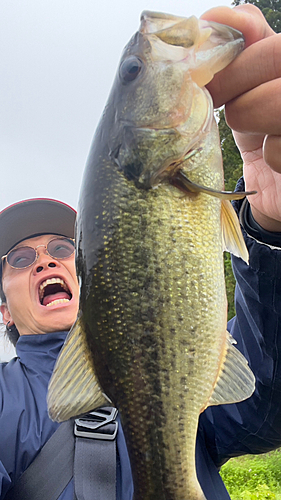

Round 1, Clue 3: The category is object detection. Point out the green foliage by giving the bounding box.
[218,109,242,319]
[232,0,281,32]
[218,110,243,192]
[220,451,281,499]
[239,485,277,499]
[224,252,236,320]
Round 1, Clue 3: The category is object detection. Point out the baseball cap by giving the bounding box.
[0,198,76,265]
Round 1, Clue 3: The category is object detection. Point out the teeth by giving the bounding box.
[46,298,70,307]
[39,278,69,301]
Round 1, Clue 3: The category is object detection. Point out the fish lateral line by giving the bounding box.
[169,170,256,200]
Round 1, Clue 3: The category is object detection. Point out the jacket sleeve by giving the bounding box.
[200,187,281,468]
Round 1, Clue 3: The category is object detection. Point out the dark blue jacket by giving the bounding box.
[1,195,281,499]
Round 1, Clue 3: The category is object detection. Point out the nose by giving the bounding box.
[33,245,58,274]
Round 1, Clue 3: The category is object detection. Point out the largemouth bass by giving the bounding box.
[48,11,255,500]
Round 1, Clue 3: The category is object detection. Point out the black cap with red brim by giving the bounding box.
[0,198,76,264]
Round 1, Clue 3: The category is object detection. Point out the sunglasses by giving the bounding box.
[1,237,75,270]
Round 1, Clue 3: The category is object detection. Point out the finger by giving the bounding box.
[225,78,281,135]
[263,135,281,173]
[207,33,281,108]
[232,131,264,155]
[200,5,274,47]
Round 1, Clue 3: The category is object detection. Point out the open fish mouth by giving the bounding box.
[140,10,244,87]
[140,10,244,49]
[38,277,72,307]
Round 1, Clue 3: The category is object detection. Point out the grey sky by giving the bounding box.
[0,0,232,361]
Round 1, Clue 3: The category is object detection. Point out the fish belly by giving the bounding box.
[80,166,226,500]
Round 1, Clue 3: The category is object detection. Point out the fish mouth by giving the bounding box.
[140,11,244,88]
[111,11,244,190]
[140,10,244,47]
[140,11,211,49]
[38,276,73,307]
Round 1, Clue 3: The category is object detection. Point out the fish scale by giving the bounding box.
[48,11,255,500]
[77,162,226,499]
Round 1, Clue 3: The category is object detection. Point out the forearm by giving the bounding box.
[200,183,281,465]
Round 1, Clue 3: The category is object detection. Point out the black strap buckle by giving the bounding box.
[74,407,118,441]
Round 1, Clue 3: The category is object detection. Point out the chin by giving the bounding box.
[44,303,78,329]
[45,314,77,333]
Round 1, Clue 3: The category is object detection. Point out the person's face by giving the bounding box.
[0,234,79,336]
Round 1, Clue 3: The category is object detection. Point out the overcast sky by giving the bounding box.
[0,0,233,361]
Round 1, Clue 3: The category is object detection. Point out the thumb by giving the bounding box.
[200,4,275,48]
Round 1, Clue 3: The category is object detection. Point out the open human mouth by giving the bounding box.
[39,277,72,307]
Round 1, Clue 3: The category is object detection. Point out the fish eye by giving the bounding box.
[119,56,143,83]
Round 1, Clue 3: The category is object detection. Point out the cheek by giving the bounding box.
[2,273,29,309]
[4,288,27,327]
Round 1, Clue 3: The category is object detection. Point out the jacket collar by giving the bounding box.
[16,331,68,376]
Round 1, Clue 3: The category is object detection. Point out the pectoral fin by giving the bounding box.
[221,199,249,264]
[203,332,255,410]
[170,171,250,263]
[47,317,109,422]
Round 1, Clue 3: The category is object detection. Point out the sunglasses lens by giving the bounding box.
[47,238,75,259]
[7,247,37,269]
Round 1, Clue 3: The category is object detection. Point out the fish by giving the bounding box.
[48,11,255,500]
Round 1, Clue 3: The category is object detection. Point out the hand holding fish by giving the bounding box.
[202,5,281,232]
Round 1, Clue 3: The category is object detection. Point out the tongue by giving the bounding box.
[43,292,70,306]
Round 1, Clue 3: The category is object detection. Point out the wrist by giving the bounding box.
[251,206,281,233]
[241,200,281,247]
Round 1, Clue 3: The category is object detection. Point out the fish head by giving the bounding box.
[108,11,244,188]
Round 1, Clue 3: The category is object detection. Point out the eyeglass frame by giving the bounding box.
[1,237,75,271]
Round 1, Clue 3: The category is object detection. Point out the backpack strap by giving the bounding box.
[5,407,118,500]
[5,419,75,500]
[74,407,118,500]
